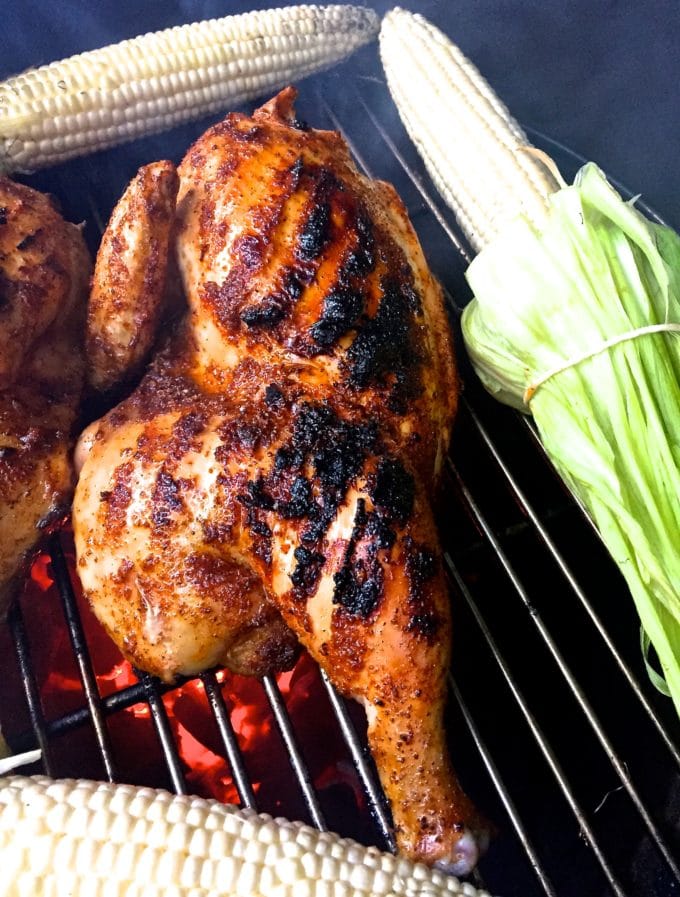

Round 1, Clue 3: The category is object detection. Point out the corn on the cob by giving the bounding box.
[379,8,559,253]
[0,775,493,897]
[0,4,378,174]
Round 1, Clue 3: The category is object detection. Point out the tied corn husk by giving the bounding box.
[462,162,680,713]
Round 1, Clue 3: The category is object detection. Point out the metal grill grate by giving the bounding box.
[2,70,679,897]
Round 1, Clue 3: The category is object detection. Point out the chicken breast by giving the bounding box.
[74,88,486,873]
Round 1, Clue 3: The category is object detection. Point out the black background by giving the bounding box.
[3,0,679,227]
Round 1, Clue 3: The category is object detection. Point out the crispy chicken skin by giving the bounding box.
[74,89,486,873]
[0,177,90,613]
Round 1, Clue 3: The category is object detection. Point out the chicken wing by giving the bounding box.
[0,177,90,613]
[86,161,179,394]
[73,88,486,873]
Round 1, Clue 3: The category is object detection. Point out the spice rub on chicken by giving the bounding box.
[73,88,487,874]
[0,178,90,615]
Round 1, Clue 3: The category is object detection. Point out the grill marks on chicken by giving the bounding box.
[74,88,486,874]
[0,178,90,613]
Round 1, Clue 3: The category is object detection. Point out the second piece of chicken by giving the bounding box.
[73,88,486,874]
[0,178,90,616]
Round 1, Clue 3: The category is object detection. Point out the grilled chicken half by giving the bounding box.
[73,89,486,873]
[0,177,89,614]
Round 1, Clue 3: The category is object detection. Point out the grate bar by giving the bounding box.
[34,680,167,742]
[7,600,54,777]
[447,671,557,897]
[200,671,258,810]
[49,535,118,781]
[319,671,395,851]
[449,464,680,882]
[353,90,472,268]
[138,672,188,795]
[319,100,373,183]
[463,401,680,766]
[262,675,327,830]
[87,193,106,235]
[444,553,626,897]
[520,416,611,547]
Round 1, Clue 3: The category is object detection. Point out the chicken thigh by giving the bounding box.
[73,89,486,873]
[0,177,89,614]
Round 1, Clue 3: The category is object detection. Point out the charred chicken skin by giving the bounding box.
[0,177,89,614]
[73,89,487,873]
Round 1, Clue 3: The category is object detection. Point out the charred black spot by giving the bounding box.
[293,545,324,567]
[274,445,304,470]
[297,200,331,262]
[310,286,364,348]
[313,426,375,491]
[404,538,441,639]
[352,497,369,531]
[295,167,339,264]
[276,475,315,519]
[237,477,274,511]
[0,272,11,309]
[292,403,335,446]
[365,512,396,550]
[347,278,421,406]
[290,545,325,591]
[250,271,304,328]
[307,212,374,350]
[289,156,304,184]
[331,499,384,618]
[243,403,379,571]
[345,210,375,277]
[408,545,437,584]
[401,279,421,313]
[16,230,39,251]
[291,405,376,495]
[333,565,381,618]
[371,458,415,524]
[245,506,273,565]
[248,511,272,539]
[408,612,440,637]
[240,301,286,329]
[216,416,267,457]
[273,270,306,306]
[300,519,326,544]
[290,118,309,132]
[264,383,284,407]
[0,207,7,226]
[151,469,183,527]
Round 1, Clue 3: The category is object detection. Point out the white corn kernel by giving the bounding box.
[380,7,559,253]
[0,776,495,897]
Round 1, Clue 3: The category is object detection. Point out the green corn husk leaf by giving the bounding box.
[462,162,680,715]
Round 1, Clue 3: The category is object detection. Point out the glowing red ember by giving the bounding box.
[0,531,372,840]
